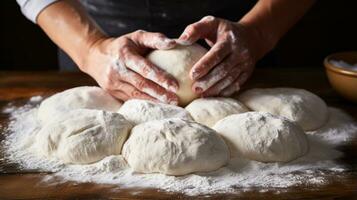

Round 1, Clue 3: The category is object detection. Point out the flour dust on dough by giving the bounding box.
[38,86,121,123]
[147,44,207,105]
[237,88,328,131]
[213,112,309,162]
[118,99,192,124]
[123,118,229,175]
[185,97,249,127]
[35,109,132,164]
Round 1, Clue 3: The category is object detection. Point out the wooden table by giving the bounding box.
[0,68,357,199]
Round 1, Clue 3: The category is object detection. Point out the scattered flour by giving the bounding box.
[329,59,357,71]
[1,99,357,196]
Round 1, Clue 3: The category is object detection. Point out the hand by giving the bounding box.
[80,30,180,105]
[178,16,265,97]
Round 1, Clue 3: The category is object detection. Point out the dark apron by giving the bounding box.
[59,0,258,71]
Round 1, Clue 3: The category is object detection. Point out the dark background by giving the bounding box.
[1,1,356,71]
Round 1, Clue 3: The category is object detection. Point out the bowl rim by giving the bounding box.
[324,51,357,77]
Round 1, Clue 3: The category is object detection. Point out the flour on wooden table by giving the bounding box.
[1,99,357,196]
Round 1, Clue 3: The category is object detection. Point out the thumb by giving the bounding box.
[177,16,218,45]
[131,30,177,50]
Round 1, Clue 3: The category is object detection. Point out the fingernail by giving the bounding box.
[194,86,203,93]
[191,71,200,80]
[179,33,188,40]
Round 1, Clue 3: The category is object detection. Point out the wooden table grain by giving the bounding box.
[0,68,357,200]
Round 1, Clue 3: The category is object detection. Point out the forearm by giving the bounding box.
[37,0,106,69]
[240,0,315,57]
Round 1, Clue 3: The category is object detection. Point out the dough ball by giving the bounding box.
[38,86,121,123]
[147,44,207,105]
[123,118,229,175]
[185,97,249,127]
[213,112,309,162]
[237,88,328,131]
[35,109,132,164]
[118,99,192,124]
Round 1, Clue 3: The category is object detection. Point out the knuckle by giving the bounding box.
[131,29,146,40]
[136,79,150,90]
[153,32,166,39]
[187,24,198,33]
[141,64,152,75]
[201,15,215,22]
[134,29,146,35]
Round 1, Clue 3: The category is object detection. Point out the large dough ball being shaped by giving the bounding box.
[185,97,249,127]
[123,118,229,175]
[147,44,207,105]
[38,86,121,123]
[35,109,132,164]
[237,88,328,131]
[118,99,192,124]
[213,112,309,163]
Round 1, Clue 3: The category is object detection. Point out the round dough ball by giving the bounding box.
[123,118,229,175]
[213,112,309,162]
[237,88,328,131]
[185,97,249,127]
[147,44,207,105]
[35,109,132,164]
[38,86,121,123]
[118,99,192,124]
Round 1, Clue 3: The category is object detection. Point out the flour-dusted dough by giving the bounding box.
[35,109,132,164]
[147,44,207,105]
[213,112,309,162]
[123,118,229,175]
[185,97,249,127]
[38,86,121,123]
[118,99,192,124]
[237,88,328,131]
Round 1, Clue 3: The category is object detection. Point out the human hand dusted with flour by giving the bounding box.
[178,0,316,97]
[36,0,179,105]
[178,16,267,97]
[82,31,179,105]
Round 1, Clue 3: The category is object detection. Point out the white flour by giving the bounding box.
[1,98,357,196]
[329,59,357,71]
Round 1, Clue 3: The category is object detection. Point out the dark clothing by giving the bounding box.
[59,0,259,71]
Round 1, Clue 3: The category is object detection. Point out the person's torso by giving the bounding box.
[79,0,256,37]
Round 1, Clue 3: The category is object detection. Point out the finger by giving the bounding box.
[220,71,251,96]
[237,71,251,86]
[178,16,218,45]
[113,60,179,105]
[192,52,241,93]
[121,47,179,93]
[107,89,130,101]
[201,65,242,97]
[219,78,241,97]
[109,82,158,102]
[205,38,215,47]
[131,30,176,50]
[190,40,231,80]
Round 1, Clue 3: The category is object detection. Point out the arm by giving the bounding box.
[179,0,315,96]
[239,0,316,59]
[20,0,179,104]
[37,0,104,69]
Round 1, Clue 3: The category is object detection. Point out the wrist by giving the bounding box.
[76,33,108,72]
[237,20,278,60]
